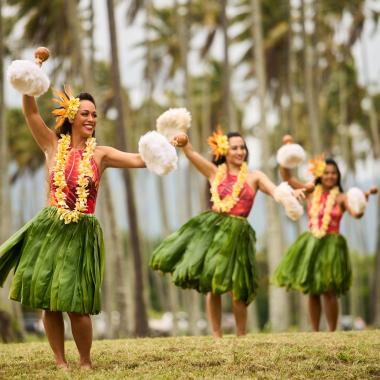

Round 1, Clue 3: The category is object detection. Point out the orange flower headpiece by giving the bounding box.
[52,85,80,130]
[309,154,326,178]
[207,128,229,160]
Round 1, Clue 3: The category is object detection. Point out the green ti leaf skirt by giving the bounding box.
[0,207,104,314]
[150,210,258,304]
[272,231,352,296]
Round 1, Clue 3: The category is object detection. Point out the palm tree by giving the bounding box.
[0,1,8,242]
[106,0,149,337]
[251,0,290,332]
[0,1,25,342]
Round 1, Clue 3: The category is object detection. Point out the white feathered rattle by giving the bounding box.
[138,108,191,176]
[273,182,304,221]
[7,47,50,97]
[346,186,378,215]
[276,135,306,169]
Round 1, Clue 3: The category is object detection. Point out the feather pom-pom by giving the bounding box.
[138,131,178,176]
[7,60,50,97]
[347,187,367,215]
[276,143,306,169]
[156,108,191,140]
[273,182,304,221]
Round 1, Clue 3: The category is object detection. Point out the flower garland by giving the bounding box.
[309,184,339,238]
[211,162,247,213]
[53,134,97,224]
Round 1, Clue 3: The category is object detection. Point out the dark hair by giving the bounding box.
[55,92,96,137]
[212,132,249,166]
[315,158,344,192]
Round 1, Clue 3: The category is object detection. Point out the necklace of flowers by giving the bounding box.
[309,184,339,238]
[53,134,97,224]
[210,162,248,213]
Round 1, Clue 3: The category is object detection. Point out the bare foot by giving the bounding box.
[80,361,92,371]
[56,362,69,371]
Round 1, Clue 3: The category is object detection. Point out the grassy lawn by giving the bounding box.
[0,331,379,379]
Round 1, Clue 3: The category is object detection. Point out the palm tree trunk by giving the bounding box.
[0,0,8,242]
[301,0,321,154]
[175,0,202,335]
[359,35,380,326]
[0,2,25,341]
[251,0,290,332]
[221,0,231,129]
[106,0,149,336]
[103,175,129,337]
[66,0,90,85]
[287,0,299,138]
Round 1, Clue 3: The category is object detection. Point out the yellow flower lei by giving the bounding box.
[309,184,339,238]
[211,162,247,213]
[53,134,97,224]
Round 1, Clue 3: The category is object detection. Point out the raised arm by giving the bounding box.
[23,95,57,153]
[182,142,217,179]
[98,145,146,171]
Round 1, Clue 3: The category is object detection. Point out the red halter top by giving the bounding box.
[49,147,100,214]
[214,173,256,217]
[307,190,343,234]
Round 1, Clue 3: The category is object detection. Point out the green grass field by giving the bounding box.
[1,331,379,379]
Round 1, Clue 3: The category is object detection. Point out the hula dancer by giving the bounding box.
[0,48,179,369]
[273,136,377,332]
[150,130,305,337]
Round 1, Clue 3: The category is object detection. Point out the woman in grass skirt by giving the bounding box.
[151,130,305,337]
[0,87,148,369]
[273,143,377,331]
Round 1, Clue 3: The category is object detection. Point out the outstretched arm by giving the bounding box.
[182,142,217,180]
[344,186,378,218]
[22,95,57,153]
[256,170,306,201]
[99,146,146,171]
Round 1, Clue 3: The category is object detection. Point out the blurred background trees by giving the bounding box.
[0,0,379,340]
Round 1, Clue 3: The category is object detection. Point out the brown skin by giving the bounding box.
[176,135,305,337]
[279,138,377,331]
[22,95,146,369]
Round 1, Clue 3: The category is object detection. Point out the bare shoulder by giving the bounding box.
[248,169,265,181]
[337,192,347,205]
[95,145,109,156]
[94,145,110,171]
[246,169,262,189]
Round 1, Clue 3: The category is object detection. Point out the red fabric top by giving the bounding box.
[214,173,256,217]
[307,190,343,234]
[49,148,100,214]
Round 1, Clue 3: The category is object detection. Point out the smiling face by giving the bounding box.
[225,136,247,167]
[320,163,339,189]
[71,100,97,138]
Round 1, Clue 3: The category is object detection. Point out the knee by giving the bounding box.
[43,310,62,319]
[67,312,90,322]
[207,292,220,302]
[324,291,337,300]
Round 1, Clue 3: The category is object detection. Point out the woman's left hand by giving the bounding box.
[170,133,188,147]
[293,188,306,202]
[365,186,378,200]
